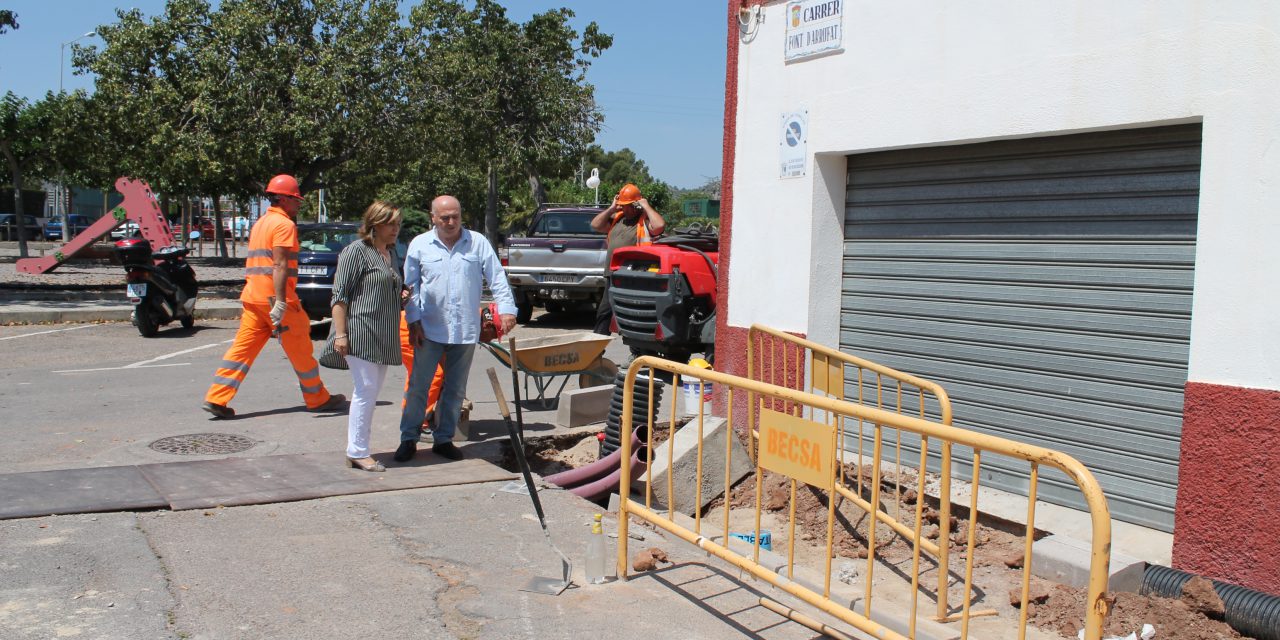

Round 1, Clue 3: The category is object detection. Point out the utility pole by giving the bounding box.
[57,31,95,237]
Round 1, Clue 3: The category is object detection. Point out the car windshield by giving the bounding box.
[531,212,596,236]
[298,227,357,253]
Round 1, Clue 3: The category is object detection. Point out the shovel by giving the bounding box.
[486,367,572,596]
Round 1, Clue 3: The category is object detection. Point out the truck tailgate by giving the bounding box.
[506,237,606,272]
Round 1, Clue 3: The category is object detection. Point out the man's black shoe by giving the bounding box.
[394,440,417,462]
[431,442,464,461]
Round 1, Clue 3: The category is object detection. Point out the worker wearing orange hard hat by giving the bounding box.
[202,174,345,418]
[589,183,666,335]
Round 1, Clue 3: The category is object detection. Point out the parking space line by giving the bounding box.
[0,324,97,341]
[56,363,192,373]
[54,340,233,374]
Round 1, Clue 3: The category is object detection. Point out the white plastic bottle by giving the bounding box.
[586,513,607,584]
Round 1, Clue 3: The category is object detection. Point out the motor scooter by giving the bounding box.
[113,238,199,337]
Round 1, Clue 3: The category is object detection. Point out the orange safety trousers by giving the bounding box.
[205,302,332,409]
[399,314,443,415]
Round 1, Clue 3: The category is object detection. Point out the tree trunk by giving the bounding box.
[1,142,30,257]
[159,193,171,242]
[212,194,228,258]
[186,198,193,246]
[12,174,28,259]
[61,182,72,248]
[194,198,203,256]
[485,163,500,246]
[526,164,547,207]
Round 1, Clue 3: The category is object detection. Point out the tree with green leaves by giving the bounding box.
[54,0,611,248]
[406,0,611,244]
[539,145,674,225]
[36,89,102,249]
[0,92,61,258]
[0,10,17,35]
[81,0,418,254]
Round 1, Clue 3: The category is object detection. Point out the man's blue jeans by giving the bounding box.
[399,339,475,444]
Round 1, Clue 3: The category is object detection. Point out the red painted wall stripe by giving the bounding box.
[1172,381,1280,596]
[716,1,805,427]
[714,1,744,404]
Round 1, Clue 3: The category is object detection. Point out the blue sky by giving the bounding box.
[0,1,727,189]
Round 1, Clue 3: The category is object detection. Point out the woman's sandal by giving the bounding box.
[347,457,386,472]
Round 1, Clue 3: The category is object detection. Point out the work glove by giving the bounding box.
[269,300,288,328]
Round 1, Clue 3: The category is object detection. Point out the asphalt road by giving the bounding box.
[0,309,609,473]
[0,310,833,640]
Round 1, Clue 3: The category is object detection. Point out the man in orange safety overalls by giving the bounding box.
[400,312,445,438]
[202,174,346,418]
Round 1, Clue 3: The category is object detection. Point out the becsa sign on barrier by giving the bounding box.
[758,407,834,489]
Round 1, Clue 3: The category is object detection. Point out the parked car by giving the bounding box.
[295,222,408,321]
[183,217,217,239]
[110,221,141,239]
[187,216,249,240]
[43,214,94,240]
[0,213,42,240]
[502,204,608,322]
[228,216,250,240]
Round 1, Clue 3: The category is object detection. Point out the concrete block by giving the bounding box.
[1032,534,1147,593]
[644,416,753,517]
[555,384,612,428]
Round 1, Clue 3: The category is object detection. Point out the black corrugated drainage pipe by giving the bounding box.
[1141,564,1280,640]
[601,371,664,456]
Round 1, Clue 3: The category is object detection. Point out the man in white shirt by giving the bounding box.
[397,195,517,461]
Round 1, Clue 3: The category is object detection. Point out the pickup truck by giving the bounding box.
[503,204,607,323]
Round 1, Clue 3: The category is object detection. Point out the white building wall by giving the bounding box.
[729,1,1280,390]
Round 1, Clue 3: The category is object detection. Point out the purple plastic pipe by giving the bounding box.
[569,446,649,503]
[543,425,648,489]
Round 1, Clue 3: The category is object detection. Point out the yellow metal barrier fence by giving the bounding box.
[616,355,1112,640]
[749,323,959,619]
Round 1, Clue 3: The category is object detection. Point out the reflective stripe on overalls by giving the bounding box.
[205,208,330,409]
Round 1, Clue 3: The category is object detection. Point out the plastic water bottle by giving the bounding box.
[586,513,608,584]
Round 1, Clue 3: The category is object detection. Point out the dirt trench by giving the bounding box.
[502,425,1253,640]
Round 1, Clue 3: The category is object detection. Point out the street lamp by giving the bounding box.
[586,168,601,205]
[59,31,95,93]
[56,31,95,227]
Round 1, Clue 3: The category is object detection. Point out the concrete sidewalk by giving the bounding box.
[2,477,844,640]
[0,294,244,324]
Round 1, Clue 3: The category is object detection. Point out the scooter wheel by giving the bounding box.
[181,315,195,329]
[135,305,159,337]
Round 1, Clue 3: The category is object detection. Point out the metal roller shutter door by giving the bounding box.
[841,124,1200,531]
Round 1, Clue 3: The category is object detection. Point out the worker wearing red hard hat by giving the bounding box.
[202,174,345,418]
[589,183,666,335]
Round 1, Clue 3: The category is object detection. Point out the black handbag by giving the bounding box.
[318,326,348,370]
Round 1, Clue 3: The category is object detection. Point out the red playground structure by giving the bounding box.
[17,178,176,275]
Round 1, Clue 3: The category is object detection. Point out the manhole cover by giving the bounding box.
[149,433,255,455]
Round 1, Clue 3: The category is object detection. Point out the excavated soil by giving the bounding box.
[1029,581,1244,639]
[713,463,1253,640]
[502,432,600,477]
[534,423,1254,640]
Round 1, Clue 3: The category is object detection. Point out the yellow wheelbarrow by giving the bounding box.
[480,332,618,408]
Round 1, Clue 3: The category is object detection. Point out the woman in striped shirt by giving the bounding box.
[332,201,404,472]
